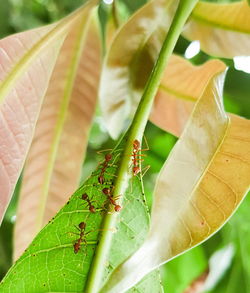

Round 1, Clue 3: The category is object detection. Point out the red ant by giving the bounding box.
[73,222,87,254]
[72,221,116,253]
[81,193,96,213]
[98,153,113,184]
[102,187,122,212]
[131,138,149,176]
[132,139,141,176]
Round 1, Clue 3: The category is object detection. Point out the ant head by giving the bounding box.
[114,205,122,212]
[79,222,86,230]
[89,206,96,213]
[133,166,140,175]
[105,153,112,161]
[102,188,110,195]
[82,193,88,200]
[133,139,140,149]
[98,175,105,184]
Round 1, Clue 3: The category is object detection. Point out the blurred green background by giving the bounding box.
[0,0,249,292]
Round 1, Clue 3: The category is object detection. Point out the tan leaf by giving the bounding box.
[183,0,250,58]
[150,55,226,136]
[100,0,250,141]
[100,71,250,293]
[13,9,101,259]
[99,0,178,139]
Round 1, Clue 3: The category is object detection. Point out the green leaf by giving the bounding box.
[183,0,250,58]
[216,194,250,293]
[0,0,11,38]
[0,139,162,292]
[162,246,207,293]
[100,71,250,292]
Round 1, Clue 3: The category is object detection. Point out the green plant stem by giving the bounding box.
[112,1,120,28]
[85,0,198,292]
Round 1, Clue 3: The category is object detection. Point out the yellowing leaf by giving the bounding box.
[99,0,178,139]
[100,0,250,141]
[100,71,250,293]
[0,0,97,224]
[151,55,226,136]
[183,0,250,58]
[13,10,101,260]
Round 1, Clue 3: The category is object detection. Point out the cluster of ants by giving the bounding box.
[72,139,147,254]
[82,152,122,214]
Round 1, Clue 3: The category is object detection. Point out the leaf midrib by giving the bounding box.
[36,15,92,231]
[159,83,197,102]
[0,2,95,105]
[169,115,231,254]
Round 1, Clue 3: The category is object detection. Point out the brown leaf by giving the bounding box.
[150,55,226,136]
[183,0,250,58]
[99,0,178,139]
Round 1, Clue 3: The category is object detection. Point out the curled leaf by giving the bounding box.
[183,0,250,58]
[150,55,226,136]
[99,0,178,139]
[100,71,250,292]
[100,0,250,141]
[13,9,101,260]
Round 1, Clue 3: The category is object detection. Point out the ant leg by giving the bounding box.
[132,158,144,163]
[109,152,121,166]
[74,225,81,232]
[89,196,98,205]
[96,148,113,155]
[111,195,121,201]
[132,154,147,157]
[104,172,118,178]
[118,197,131,212]
[141,135,150,151]
[78,183,100,194]
[66,231,79,238]
[141,165,150,177]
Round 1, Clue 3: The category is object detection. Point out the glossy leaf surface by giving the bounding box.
[0,141,162,292]
[100,72,250,293]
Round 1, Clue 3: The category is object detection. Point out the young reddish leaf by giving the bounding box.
[0,0,97,225]
[0,28,64,223]
[100,71,250,293]
[13,11,101,260]
[183,0,250,58]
